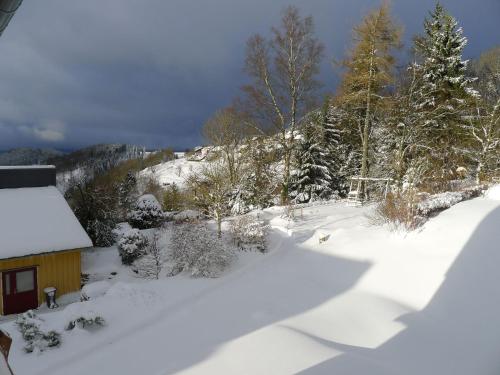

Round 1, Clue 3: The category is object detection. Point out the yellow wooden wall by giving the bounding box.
[0,249,81,315]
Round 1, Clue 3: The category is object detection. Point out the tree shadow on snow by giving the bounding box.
[39,224,373,375]
[153,232,371,374]
[301,206,500,375]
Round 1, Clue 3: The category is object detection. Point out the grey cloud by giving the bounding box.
[0,0,497,150]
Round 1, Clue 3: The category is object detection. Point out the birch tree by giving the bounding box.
[243,6,324,203]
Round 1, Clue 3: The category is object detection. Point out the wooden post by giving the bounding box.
[0,330,11,359]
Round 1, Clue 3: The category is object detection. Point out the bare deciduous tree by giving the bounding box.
[187,160,232,237]
[242,6,324,203]
[465,47,500,182]
[202,107,249,188]
[132,229,166,279]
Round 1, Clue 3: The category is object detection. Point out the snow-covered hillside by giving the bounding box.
[140,156,206,188]
[2,190,500,375]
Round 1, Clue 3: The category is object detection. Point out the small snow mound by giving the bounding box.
[81,280,111,301]
[105,282,162,307]
[486,185,500,201]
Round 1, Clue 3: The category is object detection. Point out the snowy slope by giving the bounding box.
[139,157,205,188]
[2,192,500,375]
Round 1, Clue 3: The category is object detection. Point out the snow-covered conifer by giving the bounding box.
[414,3,477,181]
[128,194,164,229]
[290,121,333,203]
[118,172,138,218]
[117,229,149,265]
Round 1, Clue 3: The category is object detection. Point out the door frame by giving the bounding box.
[1,266,38,315]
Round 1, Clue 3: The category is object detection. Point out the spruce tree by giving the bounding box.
[414,3,477,183]
[118,171,138,217]
[319,97,344,195]
[290,122,333,203]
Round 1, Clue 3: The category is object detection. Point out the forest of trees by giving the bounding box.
[68,2,499,244]
[200,2,498,207]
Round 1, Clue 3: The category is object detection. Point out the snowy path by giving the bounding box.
[6,196,500,375]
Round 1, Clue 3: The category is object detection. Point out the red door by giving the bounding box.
[2,267,38,315]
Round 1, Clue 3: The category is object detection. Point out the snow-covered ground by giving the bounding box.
[2,189,500,375]
[140,157,205,188]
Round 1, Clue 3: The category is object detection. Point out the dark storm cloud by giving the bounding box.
[0,0,497,150]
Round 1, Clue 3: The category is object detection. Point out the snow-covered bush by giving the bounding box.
[229,215,270,252]
[132,230,166,279]
[81,280,111,301]
[374,186,485,231]
[117,229,149,265]
[128,194,164,229]
[415,186,484,218]
[66,312,105,331]
[16,310,61,353]
[169,224,234,278]
[86,218,117,248]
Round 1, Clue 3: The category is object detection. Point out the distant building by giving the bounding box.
[0,166,92,315]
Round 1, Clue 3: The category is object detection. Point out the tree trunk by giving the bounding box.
[281,147,291,205]
[216,213,222,238]
[359,50,374,201]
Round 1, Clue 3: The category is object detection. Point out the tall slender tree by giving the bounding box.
[413,3,477,183]
[318,97,343,194]
[336,2,401,199]
[243,6,324,203]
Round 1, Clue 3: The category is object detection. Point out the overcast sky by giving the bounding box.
[0,0,498,151]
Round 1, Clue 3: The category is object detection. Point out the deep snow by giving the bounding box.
[2,189,500,375]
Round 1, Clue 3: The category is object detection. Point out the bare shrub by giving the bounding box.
[168,223,234,278]
[371,192,420,231]
[132,229,166,279]
[229,215,270,252]
[373,185,486,231]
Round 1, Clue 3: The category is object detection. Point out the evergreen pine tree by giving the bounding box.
[414,2,477,183]
[290,122,333,203]
[319,97,343,195]
[118,172,138,218]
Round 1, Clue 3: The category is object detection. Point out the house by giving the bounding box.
[0,166,92,315]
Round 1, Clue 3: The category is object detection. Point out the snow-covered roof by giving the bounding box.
[0,165,55,170]
[0,186,92,259]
